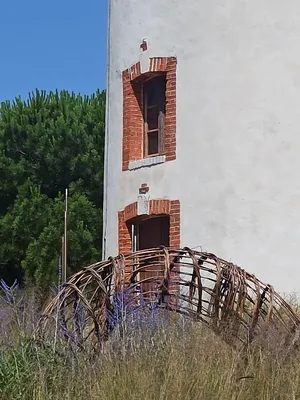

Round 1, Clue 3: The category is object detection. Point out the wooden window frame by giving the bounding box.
[118,199,180,257]
[131,215,170,251]
[143,74,166,158]
[122,57,177,171]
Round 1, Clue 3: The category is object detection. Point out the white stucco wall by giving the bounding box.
[103,0,300,295]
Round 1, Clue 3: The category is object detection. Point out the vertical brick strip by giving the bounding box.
[122,70,143,171]
[118,210,132,255]
[169,200,180,248]
[169,199,181,298]
[165,58,177,162]
[122,57,177,170]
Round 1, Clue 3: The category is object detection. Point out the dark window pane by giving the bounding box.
[143,75,166,156]
[146,106,159,130]
[146,84,156,106]
[144,75,166,109]
[138,216,170,250]
[148,131,158,155]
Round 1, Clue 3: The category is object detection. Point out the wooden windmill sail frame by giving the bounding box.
[38,247,300,352]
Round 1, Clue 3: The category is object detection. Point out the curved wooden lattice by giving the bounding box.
[38,247,300,351]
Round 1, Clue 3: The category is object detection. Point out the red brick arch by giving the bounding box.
[118,199,180,254]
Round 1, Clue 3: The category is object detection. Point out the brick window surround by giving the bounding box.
[118,199,180,256]
[122,57,177,171]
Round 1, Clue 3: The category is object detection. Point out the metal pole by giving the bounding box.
[61,235,65,284]
[58,250,62,288]
[63,188,68,283]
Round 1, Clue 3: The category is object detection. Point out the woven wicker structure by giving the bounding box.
[38,247,300,351]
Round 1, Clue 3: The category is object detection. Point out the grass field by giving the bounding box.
[1,282,300,400]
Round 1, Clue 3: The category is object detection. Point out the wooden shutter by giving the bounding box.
[157,76,166,154]
[158,110,165,154]
[143,75,166,156]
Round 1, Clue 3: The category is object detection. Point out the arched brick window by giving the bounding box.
[118,199,180,255]
[122,57,177,171]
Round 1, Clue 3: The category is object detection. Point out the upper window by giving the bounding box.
[122,57,176,171]
[143,75,166,157]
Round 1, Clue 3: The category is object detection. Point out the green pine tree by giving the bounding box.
[0,89,105,287]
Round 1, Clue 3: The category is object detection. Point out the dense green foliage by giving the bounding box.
[0,89,105,288]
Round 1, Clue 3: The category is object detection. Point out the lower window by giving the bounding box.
[130,216,170,296]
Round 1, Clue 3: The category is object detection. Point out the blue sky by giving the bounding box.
[0,0,107,103]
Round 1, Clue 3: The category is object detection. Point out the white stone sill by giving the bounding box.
[128,155,166,170]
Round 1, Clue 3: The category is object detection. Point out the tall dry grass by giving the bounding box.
[1,281,300,400]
